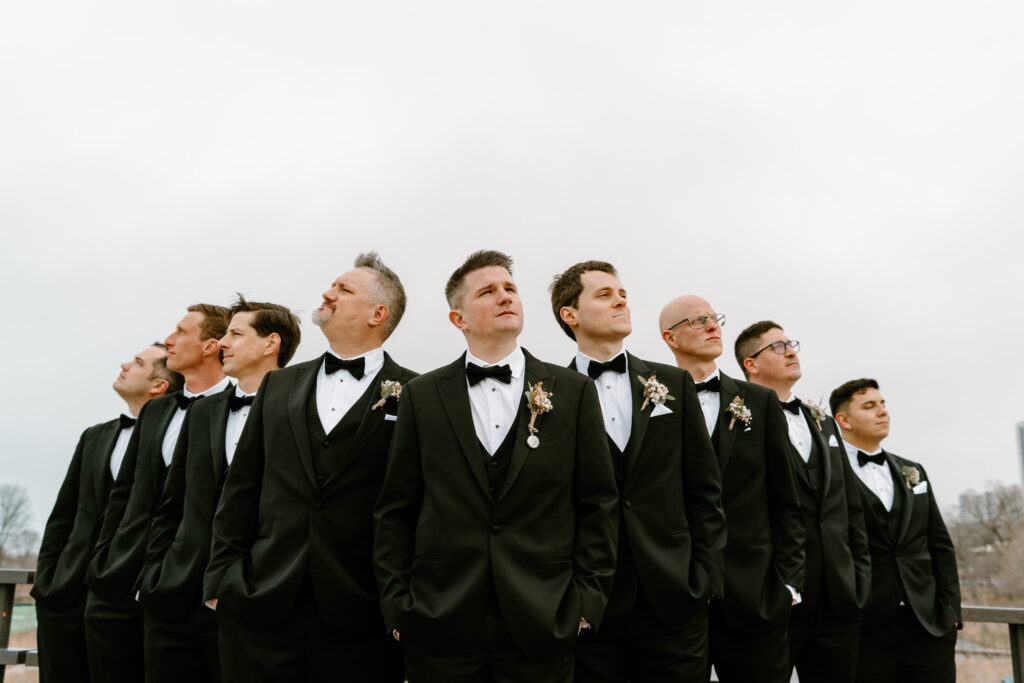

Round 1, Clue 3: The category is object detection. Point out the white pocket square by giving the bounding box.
[828,434,839,447]
[913,481,928,495]
[384,413,398,422]
[651,403,673,417]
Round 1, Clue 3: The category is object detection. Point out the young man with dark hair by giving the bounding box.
[550,261,725,683]
[829,379,961,683]
[86,304,231,683]
[205,254,414,683]
[658,295,803,683]
[33,343,179,683]
[138,297,301,683]
[736,321,870,683]
[375,250,619,683]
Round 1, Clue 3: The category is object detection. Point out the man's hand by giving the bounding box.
[392,629,401,642]
[205,598,218,611]
[577,617,591,636]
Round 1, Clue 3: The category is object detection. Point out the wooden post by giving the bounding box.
[1011,622,1023,683]
[0,579,12,681]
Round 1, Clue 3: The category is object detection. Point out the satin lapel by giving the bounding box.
[623,353,652,477]
[804,405,832,500]
[715,373,742,474]
[288,358,320,487]
[497,350,551,503]
[94,420,121,502]
[888,453,915,543]
[438,354,492,500]
[208,390,231,483]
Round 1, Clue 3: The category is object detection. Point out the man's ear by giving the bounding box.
[742,357,758,377]
[558,306,578,331]
[149,378,169,397]
[367,304,389,329]
[263,333,281,358]
[202,336,220,357]
[448,309,467,332]
[834,411,851,430]
[661,329,677,350]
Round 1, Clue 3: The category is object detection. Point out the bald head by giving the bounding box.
[659,294,724,377]
[659,295,712,332]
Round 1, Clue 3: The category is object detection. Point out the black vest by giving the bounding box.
[306,378,376,482]
[478,413,520,501]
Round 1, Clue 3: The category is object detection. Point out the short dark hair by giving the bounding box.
[734,320,783,378]
[354,252,407,339]
[187,303,231,342]
[829,378,880,417]
[548,261,618,340]
[148,342,184,394]
[445,250,514,309]
[229,295,302,367]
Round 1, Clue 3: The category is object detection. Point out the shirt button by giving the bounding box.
[331,407,336,412]
[606,385,611,389]
[491,525,501,535]
[495,425,500,429]
[611,417,616,422]
[491,387,496,392]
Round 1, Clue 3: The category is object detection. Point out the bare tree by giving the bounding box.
[0,483,33,564]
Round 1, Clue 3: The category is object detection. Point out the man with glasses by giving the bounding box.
[736,321,871,683]
[658,296,803,683]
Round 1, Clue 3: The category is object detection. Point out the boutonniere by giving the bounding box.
[524,381,553,449]
[637,375,675,411]
[802,398,827,431]
[726,396,752,431]
[371,380,403,410]
[901,465,920,489]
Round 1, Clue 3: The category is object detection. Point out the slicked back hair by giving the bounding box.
[354,252,407,340]
[229,294,303,367]
[734,320,783,378]
[187,303,231,342]
[829,378,880,417]
[548,261,618,340]
[148,342,184,394]
[445,250,514,309]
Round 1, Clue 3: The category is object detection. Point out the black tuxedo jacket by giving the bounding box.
[855,451,960,637]
[87,393,184,602]
[569,353,726,613]
[713,372,804,631]
[204,352,416,629]
[32,418,120,610]
[374,350,619,659]
[137,386,234,619]
[788,409,871,618]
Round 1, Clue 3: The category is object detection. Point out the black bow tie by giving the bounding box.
[466,363,512,386]
[782,399,802,415]
[694,376,720,393]
[857,451,886,468]
[586,354,626,379]
[324,354,365,380]
[229,394,255,412]
[119,414,137,430]
[175,393,199,410]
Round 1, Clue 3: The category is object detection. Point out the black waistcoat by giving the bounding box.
[796,430,825,497]
[478,413,520,501]
[306,378,376,480]
[608,435,630,481]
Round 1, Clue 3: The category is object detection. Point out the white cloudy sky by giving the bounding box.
[2,1,1023,533]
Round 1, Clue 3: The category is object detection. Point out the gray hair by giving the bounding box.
[354,251,407,339]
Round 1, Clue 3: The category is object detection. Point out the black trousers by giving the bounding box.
[855,605,956,683]
[83,589,144,683]
[144,602,220,683]
[217,581,404,683]
[575,586,708,683]
[708,602,789,683]
[787,598,861,683]
[36,598,91,683]
[403,593,573,683]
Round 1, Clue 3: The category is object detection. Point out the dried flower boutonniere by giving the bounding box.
[727,396,752,431]
[901,465,920,489]
[637,375,675,411]
[371,380,403,411]
[802,398,827,431]
[524,381,553,449]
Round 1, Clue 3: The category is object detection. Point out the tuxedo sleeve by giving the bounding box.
[373,381,424,633]
[834,419,871,610]
[204,379,267,602]
[571,378,619,630]
[678,374,726,597]
[764,392,805,591]
[35,429,87,589]
[140,409,191,591]
[921,464,961,623]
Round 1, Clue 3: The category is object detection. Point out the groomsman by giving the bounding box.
[375,250,618,683]
[658,296,804,683]
[205,254,414,683]
[549,261,725,683]
[86,304,231,683]
[829,379,961,683]
[736,321,871,683]
[33,343,181,683]
[139,297,301,683]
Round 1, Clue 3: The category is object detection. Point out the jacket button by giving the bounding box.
[313,503,323,512]
[490,460,500,468]
[623,499,632,509]
[491,525,501,535]
[322,439,330,448]
[317,474,326,484]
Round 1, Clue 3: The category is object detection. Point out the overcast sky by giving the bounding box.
[2,1,1023,533]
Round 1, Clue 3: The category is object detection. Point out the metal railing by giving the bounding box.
[962,604,1024,682]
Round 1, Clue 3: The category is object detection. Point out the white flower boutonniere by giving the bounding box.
[727,396,752,431]
[524,381,553,449]
[901,465,920,489]
[802,398,827,431]
[637,374,675,411]
[371,380,403,411]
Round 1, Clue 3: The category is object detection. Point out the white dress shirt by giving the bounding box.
[161,376,233,466]
[466,347,526,456]
[781,393,813,463]
[109,419,135,479]
[316,347,385,434]
[845,440,894,512]
[696,367,722,437]
[575,350,631,452]
[224,386,258,465]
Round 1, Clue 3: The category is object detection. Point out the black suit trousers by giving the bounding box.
[708,601,789,683]
[144,603,219,683]
[36,598,90,683]
[788,600,861,683]
[83,589,143,683]
[855,605,956,683]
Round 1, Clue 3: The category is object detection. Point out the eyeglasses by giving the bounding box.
[666,313,726,331]
[749,340,800,358]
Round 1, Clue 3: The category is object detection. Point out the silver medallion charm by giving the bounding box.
[527,434,540,449]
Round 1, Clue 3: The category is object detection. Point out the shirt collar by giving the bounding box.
[234,384,258,398]
[466,346,525,380]
[575,349,627,378]
[697,366,720,387]
[844,440,883,460]
[325,346,385,378]
[184,375,232,398]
